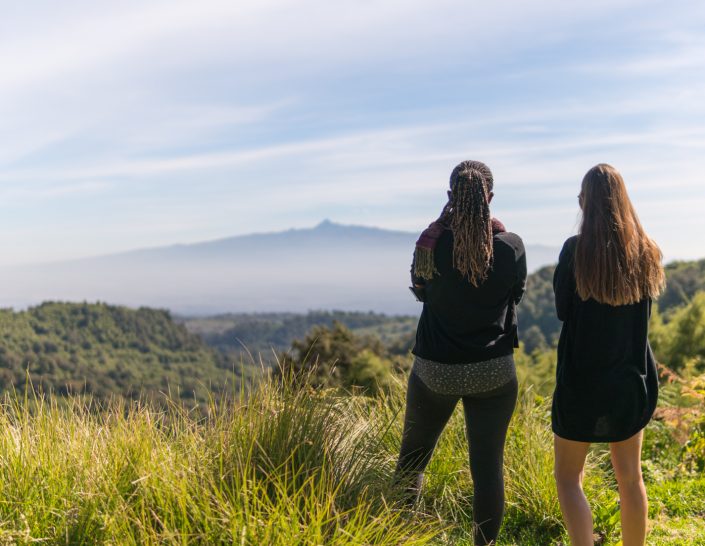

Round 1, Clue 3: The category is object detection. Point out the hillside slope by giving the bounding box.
[0,302,234,401]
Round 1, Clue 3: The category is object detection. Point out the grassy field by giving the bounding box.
[0,375,702,545]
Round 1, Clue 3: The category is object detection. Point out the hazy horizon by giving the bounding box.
[7,218,567,268]
[2,218,699,270]
[0,220,563,315]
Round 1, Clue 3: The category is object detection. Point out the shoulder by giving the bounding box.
[556,236,578,278]
[494,231,525,255]
[562,235,578,248]
[559,236,578,259]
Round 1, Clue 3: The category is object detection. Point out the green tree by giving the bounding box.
[651,293,705,373]
[514,343,557,395]
[349,350,394,393]
[660,258,705,311]
[276,321,397,392]
[518,265,561,350]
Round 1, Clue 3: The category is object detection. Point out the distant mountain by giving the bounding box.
[0,220,560,315]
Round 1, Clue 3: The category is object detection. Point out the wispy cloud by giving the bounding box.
[0,0,704,266]
[0,182,112,201]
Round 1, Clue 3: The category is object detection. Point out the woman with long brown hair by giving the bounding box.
[395,160,526,546]
[552,164,665,546]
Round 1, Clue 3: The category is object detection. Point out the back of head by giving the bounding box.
[450,160,494,192]
[446,163,493,287]
[575,163,665,305]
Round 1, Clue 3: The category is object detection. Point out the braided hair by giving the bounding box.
[413,161,495,285]
[437,161,494,224]
[444,164,494,286]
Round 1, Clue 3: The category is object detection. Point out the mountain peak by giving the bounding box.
[315,219,338,229]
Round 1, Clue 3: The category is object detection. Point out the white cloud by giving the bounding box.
[1,0,705,266]
[576,32,705,76]
[0,0,661,102]
[0,182,111,200]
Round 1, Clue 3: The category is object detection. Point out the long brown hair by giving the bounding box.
[575,164,665,305]
[441,162,493,286]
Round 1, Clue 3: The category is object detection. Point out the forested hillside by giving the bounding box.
[518,265,560,351]
[0,302,235,401]
[661,258,705,309]
[179,311,417,359]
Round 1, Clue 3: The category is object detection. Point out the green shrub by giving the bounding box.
[683,419,705,473]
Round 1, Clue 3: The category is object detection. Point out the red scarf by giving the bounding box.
[413,218,506,280]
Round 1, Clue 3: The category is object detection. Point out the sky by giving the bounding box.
[0,0,704,266]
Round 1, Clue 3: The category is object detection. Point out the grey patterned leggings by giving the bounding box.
[394,371,518,546]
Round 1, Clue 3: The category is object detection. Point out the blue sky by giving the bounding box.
[0,0,704,266]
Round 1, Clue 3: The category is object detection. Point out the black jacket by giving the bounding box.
[411,228,527,363]
[551,236,659,442]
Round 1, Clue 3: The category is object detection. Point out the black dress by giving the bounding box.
[551,236,659,443]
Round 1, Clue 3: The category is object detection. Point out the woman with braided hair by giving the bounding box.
[395,160,526,546]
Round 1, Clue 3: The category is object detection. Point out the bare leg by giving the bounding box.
[610,431,647,546]
[554,435,593,546]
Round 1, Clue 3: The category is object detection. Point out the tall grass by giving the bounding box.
[0,375,700,544]
[0,379,438,545]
